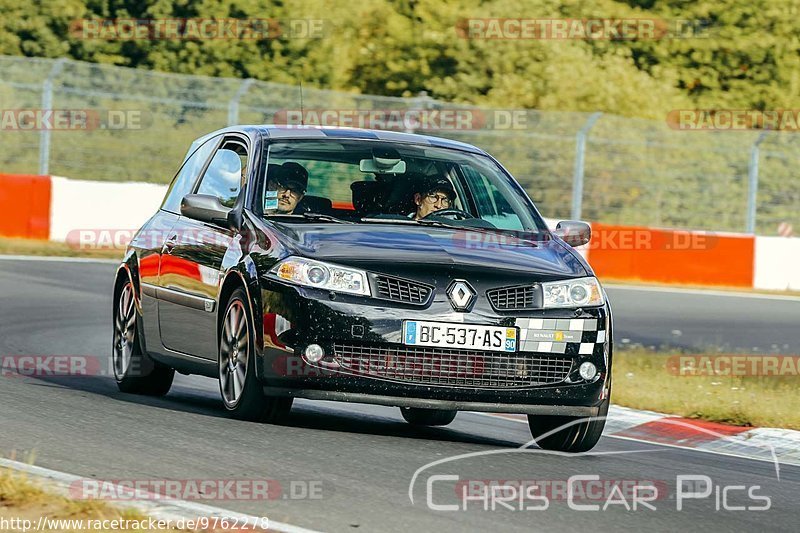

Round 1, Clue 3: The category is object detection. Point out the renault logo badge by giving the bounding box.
[447,280,476,312]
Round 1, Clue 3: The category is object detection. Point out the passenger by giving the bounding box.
[410,177,456,220]
[267,162,308,214]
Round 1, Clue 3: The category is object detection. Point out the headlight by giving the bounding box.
[542,277,604,308]
[269,257,371,296]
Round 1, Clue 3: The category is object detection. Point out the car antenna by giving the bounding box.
[299,79,305,126]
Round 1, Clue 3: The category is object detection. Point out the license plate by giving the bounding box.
[403,321,518,352]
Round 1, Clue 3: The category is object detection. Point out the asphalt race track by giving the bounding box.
[604,284,800,353]
[1,257,799,532]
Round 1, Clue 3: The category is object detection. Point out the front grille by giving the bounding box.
[487,285,538,311]
[333,342,572,388]
[374,275,432,304]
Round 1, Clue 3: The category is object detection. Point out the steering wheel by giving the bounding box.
[423,208,475,220]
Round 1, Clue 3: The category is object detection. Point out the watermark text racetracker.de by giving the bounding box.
[2,355,166,380]
[1,355,104,378]
[69,18,328,40]
[65,228,235,250]
[69,478,324,501]
[667,109,800,131]
[271,108,541,131]
[448,228,719,252]
[0,109,148,131]
[456,18,715,40]
[667,354,800,377]
[66,227,721,252]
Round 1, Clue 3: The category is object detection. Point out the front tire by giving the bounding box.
[527,400,609,453]
[112,278,174,396]
[400,407,457,426]
[219,288,292,422]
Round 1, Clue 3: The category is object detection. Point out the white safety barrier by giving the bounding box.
[49,177,167,242]
[754,236,800,291]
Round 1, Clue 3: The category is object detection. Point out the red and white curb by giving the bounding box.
[0,458,322,533]
[479,405,800,468]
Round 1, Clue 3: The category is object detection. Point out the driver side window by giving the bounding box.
[162,135,220,213]
[196,140,248,208]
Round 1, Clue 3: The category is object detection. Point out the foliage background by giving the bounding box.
[0,0,798,233]
[1,0,798,118]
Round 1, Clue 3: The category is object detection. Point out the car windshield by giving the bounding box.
[261,139,545,234]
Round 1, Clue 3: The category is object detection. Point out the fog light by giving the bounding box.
[304,344,325,363]
[579,361,598,381]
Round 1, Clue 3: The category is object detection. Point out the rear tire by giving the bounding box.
[527,400,609,453]
[219,288,293,423]
[400,407,457,426]
[113,278,174,396]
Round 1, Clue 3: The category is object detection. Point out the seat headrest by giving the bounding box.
[295,195,333,214]
[383,173,429,215]
[351,181,387,215]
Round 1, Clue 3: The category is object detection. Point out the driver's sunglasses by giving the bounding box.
[270,182,303,198]
[424,193,452,206]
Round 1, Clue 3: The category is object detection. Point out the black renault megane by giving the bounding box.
[112,125,612,452]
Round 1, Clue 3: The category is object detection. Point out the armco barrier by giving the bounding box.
[0,174,796,291]
[587,223,756,288]
[0,173,51,239]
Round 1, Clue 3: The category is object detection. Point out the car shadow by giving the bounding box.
[281,403,523,448]
[21,374,524,449]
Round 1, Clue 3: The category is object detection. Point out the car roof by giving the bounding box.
[196,125,489,156]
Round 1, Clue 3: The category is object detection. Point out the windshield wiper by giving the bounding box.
[302,212,355,224]
[360,216,474,229]
[359,217,418,225]
[264,212,354,224]
[414,219,457,229]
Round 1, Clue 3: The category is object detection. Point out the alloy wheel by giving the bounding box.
[113,281,136,379]
[220,299,249,407]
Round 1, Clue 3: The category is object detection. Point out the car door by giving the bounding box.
[158,136,249,359]
[137,134,221,348]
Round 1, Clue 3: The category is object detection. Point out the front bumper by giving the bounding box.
[257,280,612,415]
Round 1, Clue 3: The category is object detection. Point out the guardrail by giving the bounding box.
[2,173,797,291]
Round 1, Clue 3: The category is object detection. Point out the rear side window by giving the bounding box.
[162,136,220,213]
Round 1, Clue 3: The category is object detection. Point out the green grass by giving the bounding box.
[0,467,165,533]
[0,237,125,259]
[613,349,800,430]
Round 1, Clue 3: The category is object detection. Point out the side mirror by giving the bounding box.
[553,220,591,247]
[180,194,230,227]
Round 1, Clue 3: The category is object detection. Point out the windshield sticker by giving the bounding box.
[265,190,278,210]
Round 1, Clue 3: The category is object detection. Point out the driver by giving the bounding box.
[410,177,456,220]
[267,162,308,214]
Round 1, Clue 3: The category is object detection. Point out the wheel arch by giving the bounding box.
[113,251,147,352]
[217,259,263,358]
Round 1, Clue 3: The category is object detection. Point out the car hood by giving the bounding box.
[269,222,587,279]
